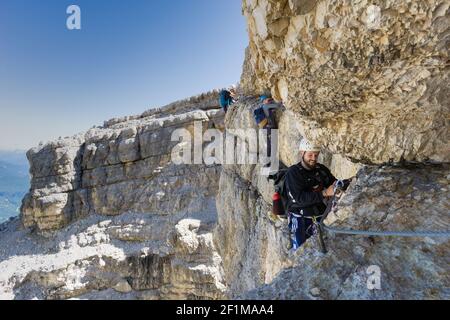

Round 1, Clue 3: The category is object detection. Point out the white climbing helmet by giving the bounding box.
[299,138,321,152]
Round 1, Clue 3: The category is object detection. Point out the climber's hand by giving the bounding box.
[322,183,335,198]
[268,211,285,223]
[268,211,278,222]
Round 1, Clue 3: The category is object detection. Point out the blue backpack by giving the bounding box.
[219,90,232,108]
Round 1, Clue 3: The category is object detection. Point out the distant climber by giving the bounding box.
[219,85,237,113]
[253,94,283,166]
[283,139,337,250]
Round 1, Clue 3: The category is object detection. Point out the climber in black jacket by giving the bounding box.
[284,139,336,250]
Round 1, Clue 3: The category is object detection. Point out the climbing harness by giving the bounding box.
[289,211,328,253]
[305,214,327,254]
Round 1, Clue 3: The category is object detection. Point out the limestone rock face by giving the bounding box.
[241,0,450,164]
[0,212,225,300]
[21,106,222,231]
[2,93,227,300]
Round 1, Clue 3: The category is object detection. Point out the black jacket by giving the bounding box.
[284,162,336,216]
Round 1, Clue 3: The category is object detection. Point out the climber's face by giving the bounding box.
[301,151,319,169]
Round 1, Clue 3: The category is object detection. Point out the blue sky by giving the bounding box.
[0,0,248,150]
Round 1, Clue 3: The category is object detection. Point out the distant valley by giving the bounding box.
[0,151,29,223]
